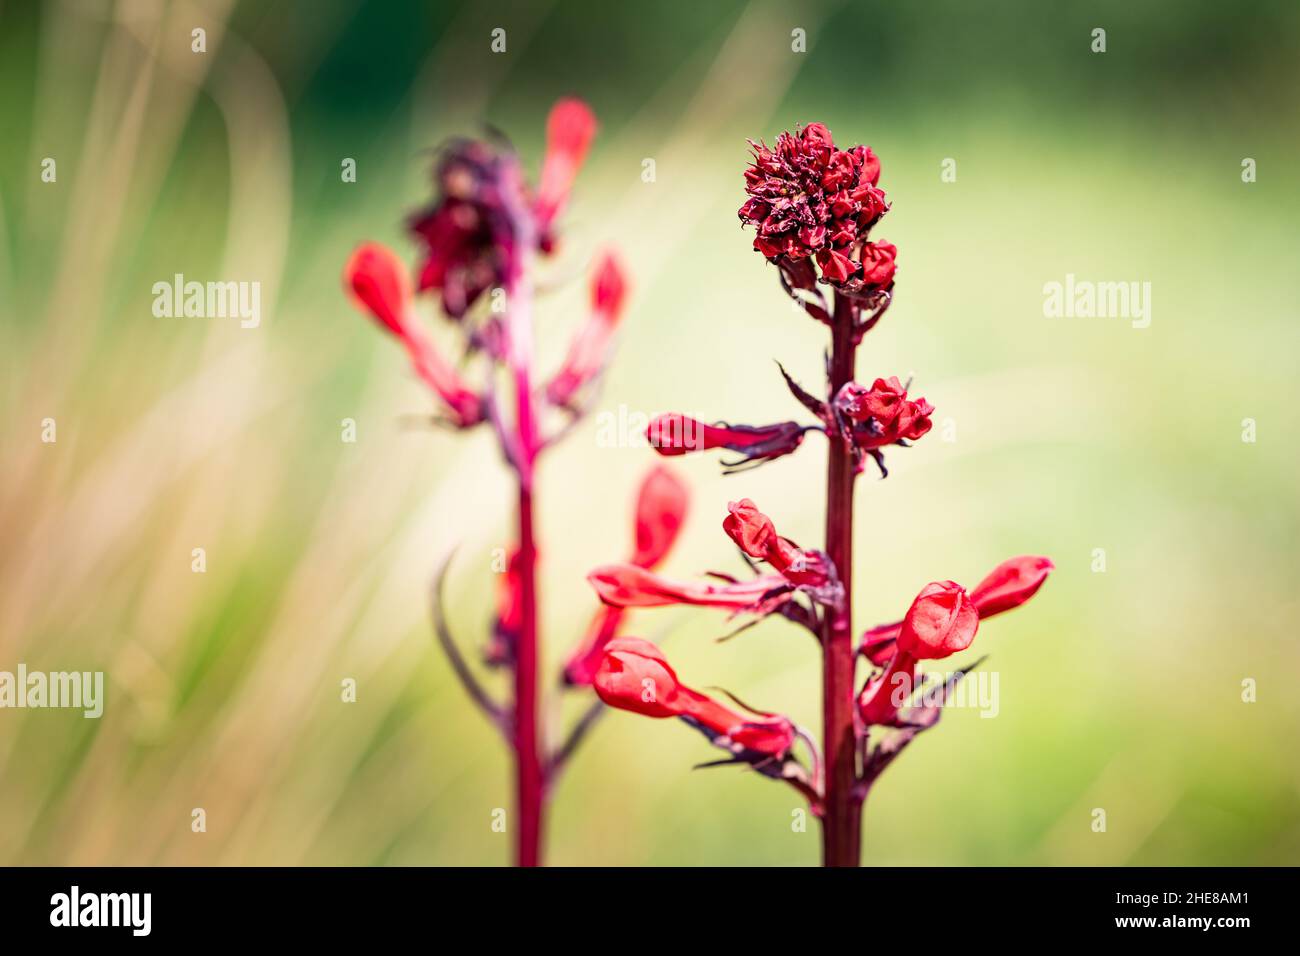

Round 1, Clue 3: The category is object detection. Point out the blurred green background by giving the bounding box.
[1,0,1297,866]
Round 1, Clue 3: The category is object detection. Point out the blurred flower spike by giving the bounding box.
[345,96,630,867]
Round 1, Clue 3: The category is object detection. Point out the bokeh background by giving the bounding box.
[1,0,1298,866]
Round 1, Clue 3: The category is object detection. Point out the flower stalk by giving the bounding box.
[345,99,686,867]
[582,120,1053,868]
[821,290,862,866]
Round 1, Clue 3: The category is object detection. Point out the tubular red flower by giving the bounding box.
[968,555,1055,617]
[630,465,689,569]
[344,242,411,338]
[487,547,523,666]
[535,98,597,240]
[646,414,808,465]
[859,556,1054,664]
[545,251,629,408]
[592,638,795,757]
[592,637,684,718]
[564,465,689,686]
[857,582,976,727]
[739,122,893,294]
[721,498,780,560]
[342,242,482,427]
[897,581,979,661]
[588,563,789,611]
[721,498,830,590]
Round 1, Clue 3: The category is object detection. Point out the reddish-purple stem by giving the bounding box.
[821,291,863,867]
[514,482,543,867]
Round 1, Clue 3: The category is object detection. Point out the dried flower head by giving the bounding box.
[739,122,895,297]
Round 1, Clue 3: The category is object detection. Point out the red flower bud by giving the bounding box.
[536,97,597,234]
[593,638,795,758]
[856,241,897,290]
[344,242,412,338]
[721,498,827,589]
[630,465,689,569]
[968,555,1055,617]
[721,498,779,559]
[646,414,808,465]
[343,242,482,427]
[592,637,684,719]
[487,547,523,666]
[896,581,979,661]
[545,250,629,408]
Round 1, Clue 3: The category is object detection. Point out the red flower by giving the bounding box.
[344,241,410,338]
[860,556,1054,665]
[343,242,482,427]
[545,251,628,408]
[856,241,897,291]
[738,122,894,295]
[722,498,834,591]
[487,548,523,666]
[588,563,791,612]
[646,414,809,466]
[535,98,597,246]
[593,637,795,758]
[897,581,979,660]
[857,581,978,727]
[968,555,1055,618]
[630,465,690,569]
[564,466,689,685]
[835,377,934,452]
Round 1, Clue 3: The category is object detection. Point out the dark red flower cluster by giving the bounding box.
[344,99,628,434]
[739,122,895,296]
[408,98,596,319]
